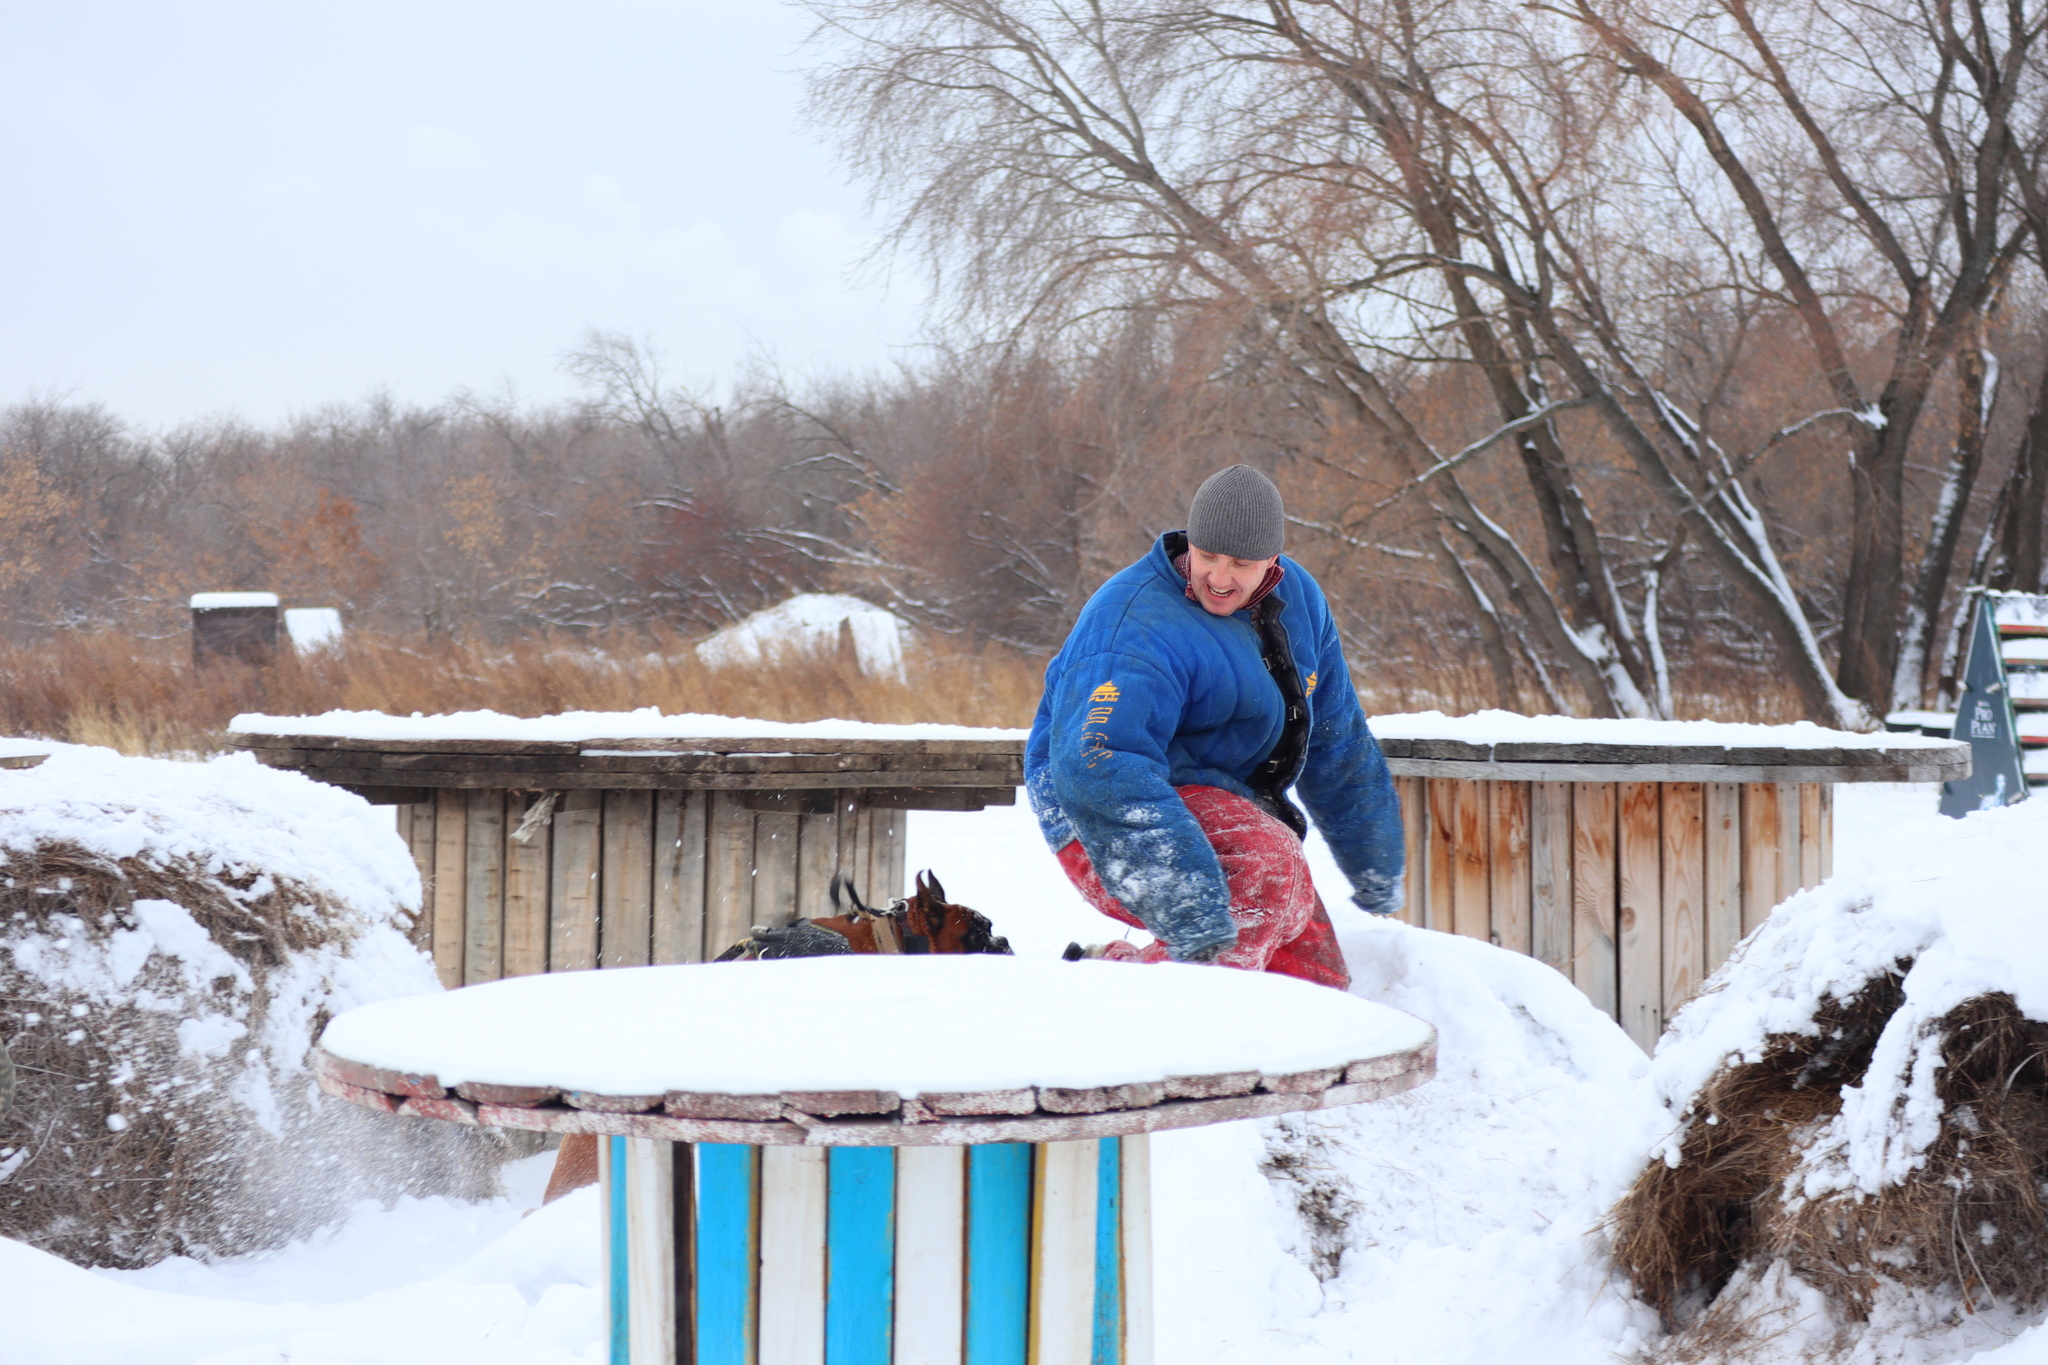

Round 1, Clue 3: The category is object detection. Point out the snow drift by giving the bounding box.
[1612,797,2048,1358]
[694,593,914,680]
[0,745,519,1267]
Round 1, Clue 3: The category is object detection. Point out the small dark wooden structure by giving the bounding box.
[230,726,1026,990]
[1377,732,1970,1049]
[190,592,280,667]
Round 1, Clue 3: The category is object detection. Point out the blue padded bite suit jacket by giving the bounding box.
[1024,531,1405,957]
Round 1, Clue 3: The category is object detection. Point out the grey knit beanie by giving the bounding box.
[1187,464,1285,560]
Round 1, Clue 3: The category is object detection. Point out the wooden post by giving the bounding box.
[431,789,467,989]
[1740,782,1783,936]
[1571,783,1618,1018]
[1617,782,1662,1051]
[503,793,551,978]
[796,811,840,921]
[759,1146,828,1365]
[1396,777,1427,926]
[602,791,656,968]
[1450,780,1489,940]
[1797,783,1824,890]
[402,800,437,956]
[1424,779,1457,934]
[894,1146,966,1365]
[550,790,603,972]
[752,811,800,929]
[652,790,708,965]
[877,807,907,901]
[1529,782,1572,976]
[1032,1140,1099,1365]
[1703,783,1742,972]
[1775,780,1801,906]
[463,790,506,985]
[1487,782,1532,955]
[706,793,757,952]
[1818,783,1834,881]
[1660,783,1705,1019]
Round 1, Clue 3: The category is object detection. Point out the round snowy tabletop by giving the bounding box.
[315,956,1436,1146]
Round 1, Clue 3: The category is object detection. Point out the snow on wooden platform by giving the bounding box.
[316,956,1435,1144]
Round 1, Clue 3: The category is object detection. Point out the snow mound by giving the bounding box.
[1152,915,1666,1364]
[696,593,914,680]
[0,745,518,1267]
[1612,797,2048,1360]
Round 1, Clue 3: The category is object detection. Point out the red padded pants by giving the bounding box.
[1056,784,1350,990]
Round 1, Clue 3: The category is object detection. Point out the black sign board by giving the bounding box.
[1940,596,2030,817]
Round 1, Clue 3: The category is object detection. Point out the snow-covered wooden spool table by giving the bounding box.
[229,712,1026,989]
[314,955,1436,1365]
[1372,713,1969,1049]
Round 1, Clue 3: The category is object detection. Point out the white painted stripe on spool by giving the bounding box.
[1031,1140,1098,1365]
[894,1145,966,1365]
[759,1145,828,1365]
[625,1138,678,1365]
[1120,1135,1154,1365]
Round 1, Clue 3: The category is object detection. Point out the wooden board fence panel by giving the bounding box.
[1703,783,1742,971]
[402,801,437,955]
[705,793,757,954]
[1529,782,1572,975]
[796,811,839,921]
[430,789,467,989]
[1396,777,1426,927]
[1775,781,1801,907]
[752,811,800,929]
[462,790,506,986]
[602,790,655,968]
[1424,778,1457,933]
[1739,782,1783,937]
[551,790,603,972]
[1798,783,1823,891]
[876,808,907,901]
[1818,783,1834,881]
[504,793,551,978]
[1451,780,1489,941]
[1488,782,1532,955]
[1617,782,1662,1053]
[652,790,707,965]
[1571,783,1619,1019]
[1660,783,1705,1018]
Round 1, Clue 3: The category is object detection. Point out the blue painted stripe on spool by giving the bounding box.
[696,1143,759,1365]
[609,1135,631,1365]
[965,1143,1032,1365]
[1092,1138,1122,1365]
[826,1146,896,1365]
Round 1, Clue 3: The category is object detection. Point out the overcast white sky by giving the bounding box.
[0,2,923,430]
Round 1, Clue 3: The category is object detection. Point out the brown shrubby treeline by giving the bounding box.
[6,0,2048,729]
[0,306,2041,730]
[802,0,2048,724]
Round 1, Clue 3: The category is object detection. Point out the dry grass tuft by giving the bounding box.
[1610,972,2048,1355]
[0,840,512,1267]
[0,626,1052,755]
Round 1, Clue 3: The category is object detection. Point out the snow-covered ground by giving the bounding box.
[6,781,2047,1365]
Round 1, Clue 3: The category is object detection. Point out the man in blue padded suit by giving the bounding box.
[1025,464,1404,989]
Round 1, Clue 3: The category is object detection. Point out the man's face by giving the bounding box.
[1187,544,1278,616]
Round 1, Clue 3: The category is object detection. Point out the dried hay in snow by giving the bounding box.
[1609,799,2048,1361]
[0,746,523,1268]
